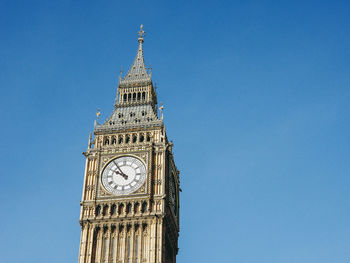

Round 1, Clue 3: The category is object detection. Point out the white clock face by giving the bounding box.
[101,156,146,195]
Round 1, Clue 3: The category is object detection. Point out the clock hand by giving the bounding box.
[113,171,128,180]
[113,161,128,179]
[112,169,128,180]
[113,161,126,175]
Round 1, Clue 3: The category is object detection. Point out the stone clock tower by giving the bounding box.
[78,26,180,263]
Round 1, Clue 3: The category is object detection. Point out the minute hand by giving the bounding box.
[113,161,128,179]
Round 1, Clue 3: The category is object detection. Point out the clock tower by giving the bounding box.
[78,26,180,263]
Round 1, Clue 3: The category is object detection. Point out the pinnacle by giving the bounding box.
[120,25,151,85]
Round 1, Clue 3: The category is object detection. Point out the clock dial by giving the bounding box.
[101,156,146,195]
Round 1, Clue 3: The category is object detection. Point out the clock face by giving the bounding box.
[101,156,146,195]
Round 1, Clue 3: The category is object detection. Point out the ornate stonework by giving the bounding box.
[78,26,180,263]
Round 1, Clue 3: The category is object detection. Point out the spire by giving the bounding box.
[120,25,151,86]
[95,25,161,133]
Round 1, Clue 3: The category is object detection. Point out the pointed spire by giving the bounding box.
[120,25,151,86]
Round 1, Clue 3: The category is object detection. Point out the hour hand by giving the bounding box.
[112,164,128,180]
[113,170,128,179]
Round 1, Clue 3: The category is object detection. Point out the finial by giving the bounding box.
[88,133,92,149]
[159,103,164,120]
[138,24,145,42]
[119,66,123,80]
[96,108,101,124]
[148,64,152,76]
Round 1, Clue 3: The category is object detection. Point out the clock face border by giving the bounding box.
[101,155,147,196]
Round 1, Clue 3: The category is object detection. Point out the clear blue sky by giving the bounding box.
[0,1,349,262]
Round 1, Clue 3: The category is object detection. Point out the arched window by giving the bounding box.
[133,93,136,101]
[132,134,137,143]
[104,138,110,145]
[118,203,124,215]
[139,134,144,143]
[102,205,108,216]
[128,93,131,102]
[137,92,141,101]
[146,134,151,142]
[123,94,127,102]
[126,203,132,214]
[95,205,101,216]
[125,135,130,144]
[112,137,116,145]
[118,136,123,144]
[142,92,146,100]
[134,202,140,214]
[141,202,148,213]
[111,204,116,215]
